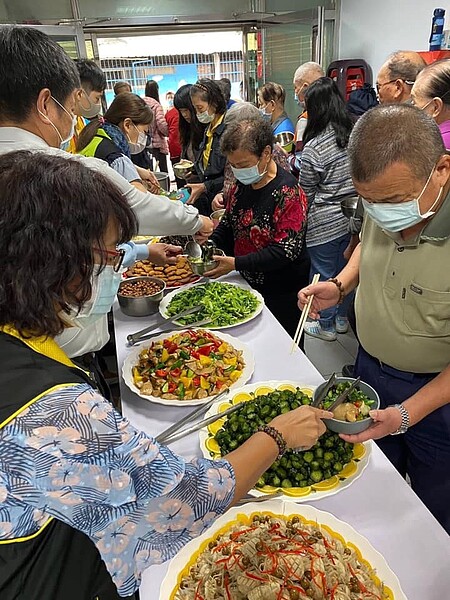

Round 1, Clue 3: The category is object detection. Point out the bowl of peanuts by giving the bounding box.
[117,276,166,317]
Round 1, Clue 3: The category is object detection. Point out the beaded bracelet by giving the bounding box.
[328,277,345,305]
[256,425,287,458]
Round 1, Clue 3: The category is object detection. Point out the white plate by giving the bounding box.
[199,380,371,501]
[160,499,406,600]
[159,281,265,330]
[121,329,255,406]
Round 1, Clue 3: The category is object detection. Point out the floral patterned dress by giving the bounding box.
[211,164,310,338]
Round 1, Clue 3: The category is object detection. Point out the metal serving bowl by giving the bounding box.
[210,209,225,228]
[275,131,294,151]
[341,196,364,220]
[117,276,166,317]
[313,377,380,435]
[173,160,194,179]
[187,249,225,276]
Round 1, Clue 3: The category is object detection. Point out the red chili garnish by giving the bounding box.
[224,573,232,600]
[168,382,177,393]
[170,367,182,377]
[155,369,167,377]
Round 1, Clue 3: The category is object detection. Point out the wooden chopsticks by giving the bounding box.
[290,273,321,354]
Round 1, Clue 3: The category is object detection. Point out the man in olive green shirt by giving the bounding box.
[299,104,450,533]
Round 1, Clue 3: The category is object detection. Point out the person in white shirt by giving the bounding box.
[0,26,213,360]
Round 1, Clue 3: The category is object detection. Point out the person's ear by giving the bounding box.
[36,88,53,121]
[435,153,450,187]
[393,80,404,101]
[122,118,133,133]
[432,97,443,119]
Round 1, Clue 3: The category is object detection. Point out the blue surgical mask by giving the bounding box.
[62,265,122,329]
[231,158,267,185]
[361,168,443,232]
[259,108,272,121]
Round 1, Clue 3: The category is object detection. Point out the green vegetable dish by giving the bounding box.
[165,282,260,328]
[214,388,354,489]
[322,381,375,422]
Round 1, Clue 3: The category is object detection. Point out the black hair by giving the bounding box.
[74,59,106,93]
[190,78,227,115]
[145,80,160,102]
[77,92,152,152]
[303,77,353,148]
[0,151,137,338]
[0,26,80,122]
[218,78,232,103]
[349,104,444,182]
[221,116,273,156]
[174,84,207,153]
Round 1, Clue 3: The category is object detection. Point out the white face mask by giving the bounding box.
[361,167,443,232]
[197,109,215,124]
[38,96,77,149]
[61,265,122,329]
[79,89,102,119]
[127,123,147,154]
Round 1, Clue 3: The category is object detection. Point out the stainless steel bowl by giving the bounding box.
[341,196,364,220]
[174,161,194,179]
[275,131,294,151]
[313,377,380,435]
[117,276,166,317]
[187,249,224,275]
[210,209,225,228]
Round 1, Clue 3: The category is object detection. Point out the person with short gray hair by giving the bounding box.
[376,50,426,104]
[299,103,450,533]
[289,61,325,175]
[206,116,311,347]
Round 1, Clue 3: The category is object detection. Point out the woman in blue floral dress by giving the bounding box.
[0,151,329,599]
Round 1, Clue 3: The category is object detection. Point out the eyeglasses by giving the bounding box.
[92,247,125,272]
[376,78,415,92]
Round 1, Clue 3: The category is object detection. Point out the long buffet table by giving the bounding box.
[113,274,450,600]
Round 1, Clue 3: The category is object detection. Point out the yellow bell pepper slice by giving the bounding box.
[161,348,170,363]
[218,343,228,353]
[180,376,193,389]
[223,356,237,366]
[199,355,212,366]
[200,376,210,390]
[229,370,242,382]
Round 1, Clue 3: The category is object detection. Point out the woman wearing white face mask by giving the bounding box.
[76,92,156,193]
[0,150,329,600]
[258,82,295,137]
[187,79,228,215]
[205,116,311,348]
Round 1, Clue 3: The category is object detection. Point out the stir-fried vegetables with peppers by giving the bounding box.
[132,330,245,400]
[321,382,375,423]
[174,512,389,599]
[165,282,260,327]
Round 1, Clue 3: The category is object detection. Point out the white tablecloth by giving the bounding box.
[113,274,450,600]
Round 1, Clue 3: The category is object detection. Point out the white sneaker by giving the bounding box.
[304,320,337,342]
[335,316,349,334]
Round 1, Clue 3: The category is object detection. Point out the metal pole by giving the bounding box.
[317,6,325,68]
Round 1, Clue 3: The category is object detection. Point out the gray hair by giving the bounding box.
[223,101,260,126]
[293,61,324,84]
[221,116,273,157]
[348,104,445,182]
[385,51,426,83]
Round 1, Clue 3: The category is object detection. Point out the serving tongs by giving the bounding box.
[161,398,244,446]
[327,376,361,413]
[127,305,204,346]
[312,372,337,408]
[155,388,230,444]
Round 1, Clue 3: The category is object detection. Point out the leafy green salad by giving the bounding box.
[165,282,260,327]
[214,388,354,488]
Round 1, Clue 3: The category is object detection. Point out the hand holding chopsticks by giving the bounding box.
[291,273,321,353]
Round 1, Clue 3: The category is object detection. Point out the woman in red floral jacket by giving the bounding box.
[207,116,310,347]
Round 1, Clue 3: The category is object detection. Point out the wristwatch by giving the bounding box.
[390,403,410,435]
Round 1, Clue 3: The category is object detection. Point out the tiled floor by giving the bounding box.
[304,328,358,379]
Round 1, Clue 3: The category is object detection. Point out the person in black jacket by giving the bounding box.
[205,115,310,347]
[186,79,228,215]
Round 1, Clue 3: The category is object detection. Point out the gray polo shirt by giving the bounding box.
[356,191,450,374]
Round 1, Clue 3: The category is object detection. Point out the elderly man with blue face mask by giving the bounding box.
[299,104,450,535]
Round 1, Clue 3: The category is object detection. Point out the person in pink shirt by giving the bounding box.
[411,59,450,150]
[143,80,169,172]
